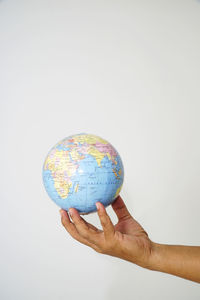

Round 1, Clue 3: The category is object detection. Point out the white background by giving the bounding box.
[1,0,200,299]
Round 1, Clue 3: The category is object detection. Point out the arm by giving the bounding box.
[150,243,200,283]
[59,195,200,284]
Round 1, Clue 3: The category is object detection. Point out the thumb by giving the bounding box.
[111,195,132,221]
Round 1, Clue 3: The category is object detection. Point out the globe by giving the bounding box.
[42,133,124,215]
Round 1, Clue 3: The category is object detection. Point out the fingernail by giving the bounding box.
[59,209,63,216]
[96,202,100,210]
[69,208,73,217]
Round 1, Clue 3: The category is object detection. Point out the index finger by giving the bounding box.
[96,202,115,240]
[69,208,103,245]
[60,209,101,252]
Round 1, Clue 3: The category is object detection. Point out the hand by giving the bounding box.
[59,195,153,268]
[60,196,200,283]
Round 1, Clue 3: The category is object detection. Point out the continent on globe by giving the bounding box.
[42,133,124,214]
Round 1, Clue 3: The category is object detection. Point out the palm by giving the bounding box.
[95,196,149,241]
[110,197,152,266]
[112,197,148,236]
[114,216,139,234]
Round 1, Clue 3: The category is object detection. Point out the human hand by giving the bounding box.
[59,195,154,268]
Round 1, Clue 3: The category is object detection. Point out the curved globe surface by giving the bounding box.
[42,133,124,214]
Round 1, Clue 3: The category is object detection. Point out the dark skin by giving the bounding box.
[60,195,200,283]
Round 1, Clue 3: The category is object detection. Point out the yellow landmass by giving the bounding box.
[70,148,84,161]
[45,149,77,177]
[75,183,79,193]
[105,152,117,165]
[87,146,105,167]
[106,152,111,161]
[112,167,123,178]
[73,134,108,145]
[114,184,123,198]
[112,168,118,178]
[44,149,78,198]
[54,179,72,199]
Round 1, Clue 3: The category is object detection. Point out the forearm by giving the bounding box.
[148,242,200,283]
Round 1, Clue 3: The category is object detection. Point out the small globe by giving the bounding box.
[42,133,124,214]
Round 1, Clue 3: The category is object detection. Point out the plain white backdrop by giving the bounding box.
[1,0,200,299]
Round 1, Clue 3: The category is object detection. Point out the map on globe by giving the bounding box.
[42,133,124,214]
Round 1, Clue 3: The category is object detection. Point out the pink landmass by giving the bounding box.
[95,142,117,157]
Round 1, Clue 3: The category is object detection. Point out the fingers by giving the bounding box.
[60,203,116,253]
[64,208,100,245]
[95,202,115,240]
[60,209,100,251]
[80,217,102,233]
[111,195,132,221]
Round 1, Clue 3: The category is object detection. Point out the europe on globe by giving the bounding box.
[42,133,124,214]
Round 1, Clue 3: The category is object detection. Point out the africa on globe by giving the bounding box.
[42,133,124,214]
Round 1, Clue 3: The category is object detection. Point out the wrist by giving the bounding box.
[129,241,163,270]
[146,241,165,271]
